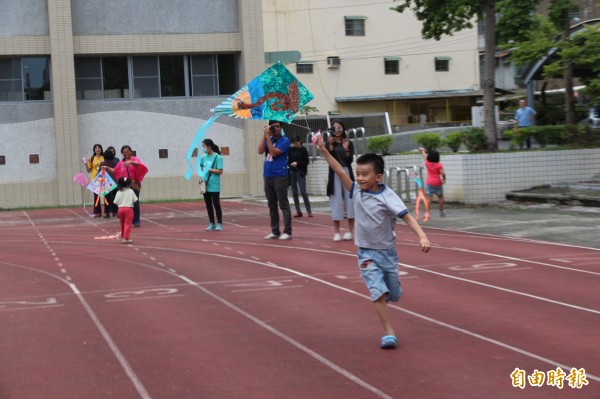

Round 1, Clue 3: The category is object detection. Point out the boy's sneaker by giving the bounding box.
[342,232,353,241]
[206,223,215,231]
[279,233,292,240]
[380,335,398,349]
[264,233,278,240]
[439,211,447,217]
[333,233,342,242]
[215,223,222,231]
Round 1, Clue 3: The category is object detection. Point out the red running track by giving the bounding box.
[0,200,598,398]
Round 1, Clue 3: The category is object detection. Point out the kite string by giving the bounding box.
[185,114,221,181]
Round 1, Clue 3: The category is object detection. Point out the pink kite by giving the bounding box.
[73,173,89,187]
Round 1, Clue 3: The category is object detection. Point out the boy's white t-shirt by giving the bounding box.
[350,183,408,249]
[113,188,138,208]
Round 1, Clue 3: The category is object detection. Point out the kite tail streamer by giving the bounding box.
[185,114,220,180]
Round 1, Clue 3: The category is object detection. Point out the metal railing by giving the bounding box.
[308,127,368,158]
[386,165,424,203]
[346,127,367,155]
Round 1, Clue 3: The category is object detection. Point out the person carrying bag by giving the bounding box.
[199,139,224,231]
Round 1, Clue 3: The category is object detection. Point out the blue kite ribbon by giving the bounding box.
[185,114,220,180]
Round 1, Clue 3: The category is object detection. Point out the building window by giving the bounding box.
[296,63,314,74]
[132,56,160,98]
[75,57,103,99]
[0,57,51,102]
[217,54,237,95]
[76,56,130,99]
[345,16,366,36]
[102,57,129,99]
[159,56,185,97]
[435,57,451,72]
[190,55,218,97]
[75,54,237,100]
[384,58,400,75]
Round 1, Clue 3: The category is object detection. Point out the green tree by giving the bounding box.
[391,0,523,150]
[573,25,600,105]
[505,0,597,127]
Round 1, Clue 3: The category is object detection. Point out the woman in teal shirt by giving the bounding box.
[200,139,224,231]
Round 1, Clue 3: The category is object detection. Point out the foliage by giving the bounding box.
[390,0,538,149]
[501,125,596,148]
[412,133,442,151]
[565,25,600,106]
[461,128,488,152]
[300,105,319,116]
[390,0,481,41]
[503,16,558,65]
[496,0,542,45]
[443,132,463,152]
[367,135,394,155]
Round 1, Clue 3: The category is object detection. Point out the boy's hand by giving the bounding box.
[315,134,325,149]
[420,237,431,253]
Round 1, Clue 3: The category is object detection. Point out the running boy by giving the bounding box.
[316,135,431,349]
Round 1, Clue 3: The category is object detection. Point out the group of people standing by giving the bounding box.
[85,144,148,243]
[258,119,355,242]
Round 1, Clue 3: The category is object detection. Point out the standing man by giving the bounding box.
[514,99,537,149]
[258,120,292,240]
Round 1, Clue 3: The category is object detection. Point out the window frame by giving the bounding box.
[344,16,366,36]
[0,57,52,102]
[296,62,314,74]
[435,56,451,72]
[384,57,400,75]
[74,53,238,101]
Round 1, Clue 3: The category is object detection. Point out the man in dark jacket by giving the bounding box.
[288,135,312,217]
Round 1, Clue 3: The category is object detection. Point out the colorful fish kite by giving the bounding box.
[86,169,117,206]
[185,62,314,180]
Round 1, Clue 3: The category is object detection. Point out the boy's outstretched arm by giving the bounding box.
[316,135,353,191]
[400,213,431,252]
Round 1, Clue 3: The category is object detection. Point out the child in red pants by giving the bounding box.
[113,177,138,244]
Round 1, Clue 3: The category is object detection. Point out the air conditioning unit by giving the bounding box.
[327,56,341,68]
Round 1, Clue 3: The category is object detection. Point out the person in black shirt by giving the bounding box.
[288,135,312,217]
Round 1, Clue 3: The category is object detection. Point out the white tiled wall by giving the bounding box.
[306,148,600,204]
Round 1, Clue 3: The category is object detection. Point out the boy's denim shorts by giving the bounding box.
[425,184,443,196]
[357,247,402,302]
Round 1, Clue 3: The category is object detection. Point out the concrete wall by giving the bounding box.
[71,0,239,35]
[306,148,600,204]
[0,0,49,36]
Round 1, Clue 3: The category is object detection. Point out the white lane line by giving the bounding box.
[0,304,64,312]
[69,283,152,399]
[438,245,600,276]
[0,259,152,398]
[105,294,184,303]
[176,275,394,399]
[130,244,599,384]
[230,285,303,293]
[400,262,600,315]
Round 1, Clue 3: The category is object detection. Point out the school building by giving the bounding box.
[0,0,266,209]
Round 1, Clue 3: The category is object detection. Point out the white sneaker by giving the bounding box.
[333,233,342,242]
[342,232,353,241]
[264,233,278,240]
[279,233,292,240]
